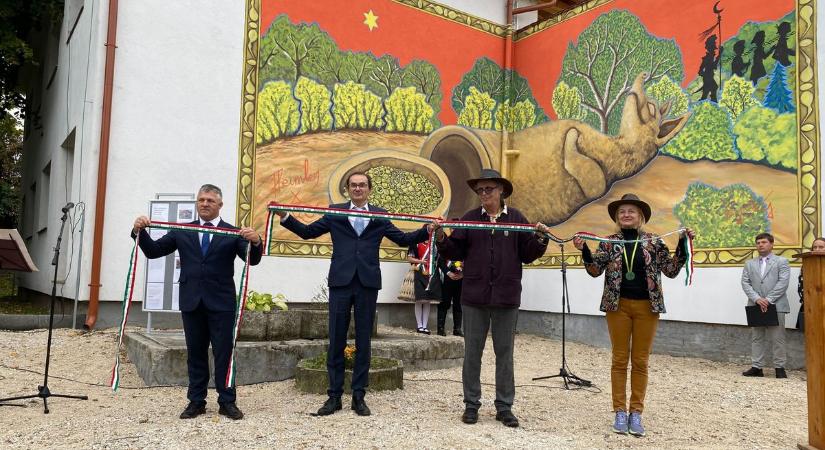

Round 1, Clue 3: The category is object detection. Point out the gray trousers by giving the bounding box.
[462,304,518,412]
[751,312,787,368]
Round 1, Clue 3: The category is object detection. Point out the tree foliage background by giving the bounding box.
[451,57,547,132]
[256,15,442,142]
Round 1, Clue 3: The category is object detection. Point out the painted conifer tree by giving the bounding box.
[763,63,795,113]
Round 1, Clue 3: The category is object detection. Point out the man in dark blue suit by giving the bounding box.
[276,172,431,416]
[132,184,262,420]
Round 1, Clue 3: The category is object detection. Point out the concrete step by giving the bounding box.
[124,327,464,387]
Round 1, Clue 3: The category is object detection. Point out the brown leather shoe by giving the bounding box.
[179,401,206,419]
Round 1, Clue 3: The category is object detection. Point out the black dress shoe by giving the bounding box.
[742,367,764,377]
[218,402,244,420]
[317,397,342,416]
[453,329,464,337]
[351,397,371,416]
[461,407,478,424]
[437,328,446,336]
[775,367,788,378]
[179,401,206,419]
[496,410,520,427]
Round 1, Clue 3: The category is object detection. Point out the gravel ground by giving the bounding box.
[0,326,809,449]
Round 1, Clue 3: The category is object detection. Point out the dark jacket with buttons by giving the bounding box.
[436,206,547,308]
[133,219,263,312]
[281,202,429,289]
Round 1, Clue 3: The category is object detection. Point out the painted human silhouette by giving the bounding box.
[772,21,795,67]
[749,30,771,84]
[698,35,721,101]
[730,40,750,77]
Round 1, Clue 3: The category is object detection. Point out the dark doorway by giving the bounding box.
[429,135,484,218]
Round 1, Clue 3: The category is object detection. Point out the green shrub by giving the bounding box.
[673,183,769,247]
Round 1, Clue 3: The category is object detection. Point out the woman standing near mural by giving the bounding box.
[572,194,694,437]
[405,241,441,334]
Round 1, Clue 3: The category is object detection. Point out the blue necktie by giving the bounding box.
[201,222,213,255]
[353,208,366,236]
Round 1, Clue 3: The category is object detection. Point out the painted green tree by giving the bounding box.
[457,87,495,129]
[558,10,683,135]
[294,77,333,133]
[720,75,758,119]
[662,101,737,161]
[646,75,689,117]
[332,82,384,129]
[551,81,586,120]
[258,15,335,84]
[494,100,536,132]
[384,87,434,133]
[733,106,797,170]
[674,183,769,248]
[256,81,300,143]
[451,57,546,130]
[763,63,795,113]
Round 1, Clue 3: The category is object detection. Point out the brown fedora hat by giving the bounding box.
[607,193,652,222]
[466,169,513,198]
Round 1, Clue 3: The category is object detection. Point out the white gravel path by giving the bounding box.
[0,327,809,449]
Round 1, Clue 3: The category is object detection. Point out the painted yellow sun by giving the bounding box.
[363,10,379,31]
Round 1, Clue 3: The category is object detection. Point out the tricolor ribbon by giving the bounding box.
[264,202,695,285]
[111,221,254,391]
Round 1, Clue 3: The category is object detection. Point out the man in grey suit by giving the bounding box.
[741,232,790,378]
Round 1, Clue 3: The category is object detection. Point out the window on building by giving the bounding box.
[24,184,36,238]
[37,162,51,232]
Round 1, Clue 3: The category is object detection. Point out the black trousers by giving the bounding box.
[327,277,378,398]
[181,302,236,404]
[438,278,463,330]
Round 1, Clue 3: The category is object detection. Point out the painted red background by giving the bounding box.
[261,0,795,122]
[261,0,505,125]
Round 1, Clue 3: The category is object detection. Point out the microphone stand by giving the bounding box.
[0,205,89,412]
[532,243,591,389]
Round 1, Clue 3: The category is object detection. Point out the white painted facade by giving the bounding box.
[18,0,823,329]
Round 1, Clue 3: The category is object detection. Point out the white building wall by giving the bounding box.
[19,0,107,302]
[18,0,821,329]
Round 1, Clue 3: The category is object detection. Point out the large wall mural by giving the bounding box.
[236,0,819,267]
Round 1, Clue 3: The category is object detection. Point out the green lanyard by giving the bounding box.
[622,241,639,281]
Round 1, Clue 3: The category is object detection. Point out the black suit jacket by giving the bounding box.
[281,203,429,289]
[133,219,263,312]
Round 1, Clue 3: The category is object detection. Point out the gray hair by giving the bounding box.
[198,184,223,198]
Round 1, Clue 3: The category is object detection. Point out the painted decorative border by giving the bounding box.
[515,0,612,41]
[237,0,819,267]
[236,0,260,228]
[391,0,507,36]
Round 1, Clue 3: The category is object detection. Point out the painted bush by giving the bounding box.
[674,183,769,247]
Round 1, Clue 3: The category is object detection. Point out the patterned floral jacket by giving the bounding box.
[583,231,687,313]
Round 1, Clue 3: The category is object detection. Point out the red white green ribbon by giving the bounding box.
[110,236,140,391]
[575,230,695,286]
[111,221,254,391]
[265,203,694,285]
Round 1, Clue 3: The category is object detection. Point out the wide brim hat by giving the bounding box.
[607,193,652,222]
[466,169,513,198]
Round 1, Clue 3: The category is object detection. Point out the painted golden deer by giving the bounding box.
[506,72,691,224]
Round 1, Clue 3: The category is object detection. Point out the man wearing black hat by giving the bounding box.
[433,169,550,428]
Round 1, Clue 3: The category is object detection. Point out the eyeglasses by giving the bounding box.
[348,183,369,189]
[475,186,498,195]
